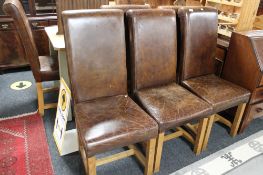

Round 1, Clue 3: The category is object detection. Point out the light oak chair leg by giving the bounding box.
[86,157,96,175]
[194,118,208,155]
[230,103,247,137]
[154,132,164,173]
[144,138,156,175]
[36,82,44,117]
[202,115,215,151]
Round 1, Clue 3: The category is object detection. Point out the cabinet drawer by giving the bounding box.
[48,20,57,26]
[251,87,263,104]
[0,23,15,30]
[30,21,48,29]
[250,102,263,119]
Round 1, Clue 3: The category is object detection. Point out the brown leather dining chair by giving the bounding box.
[62,9,158,175]
[127,9,213,173]
[3,0,59,117]
[100,4,151,95]
[177,7,251,151]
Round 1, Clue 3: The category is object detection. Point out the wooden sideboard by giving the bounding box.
[222,30,263,133]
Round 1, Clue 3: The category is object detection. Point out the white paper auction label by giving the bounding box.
[53,78,71,154]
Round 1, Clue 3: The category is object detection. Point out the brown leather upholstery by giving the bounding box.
[127,9,178,91]
[75,95,158,156]
[63,10,127,104]
[137,83,212,131]
[177,7,218,81]
[3,0,59,82]
[100,4,151,95]
[177,7,251,113]
[62,9,158,157]
[101,4,150,12]
[127,9,213,131]
[115,0,145,4]
[39,56,59,81]
[182,75,250,113]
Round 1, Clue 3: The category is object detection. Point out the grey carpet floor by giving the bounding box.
[1,70,263,175]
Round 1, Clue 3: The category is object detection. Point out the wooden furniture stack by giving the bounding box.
[222,30,263,133]
[205,0,260,38]
[0,0,57,71]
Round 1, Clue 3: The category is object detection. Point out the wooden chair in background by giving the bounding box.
[3,0,59,116]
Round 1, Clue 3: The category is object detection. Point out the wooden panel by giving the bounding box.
[215,58,224,76]
[0,22,15,30]
[216,46,227,62]
[0,29,27,70]
[250,86,263,104]
[33,28,50,56]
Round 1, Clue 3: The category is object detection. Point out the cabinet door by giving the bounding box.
[0,24,27,69]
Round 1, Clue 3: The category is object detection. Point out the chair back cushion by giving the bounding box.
[115,0,145,5]
[100,4,150,12]
[63,9,127,103]
[127,9,177,92]
[177,7,217,81]
[3,0,41,81]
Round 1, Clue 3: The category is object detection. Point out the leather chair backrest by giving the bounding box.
[177,7,218,81]
[115,0,145,5]
[100,5,151,95]
[127,9,177,92]
[100,4,150,12]
[3,0,41,82]
[63,10,127,104]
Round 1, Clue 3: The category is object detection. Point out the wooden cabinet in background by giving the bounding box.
[0,0,57,71]
[0,21,27,70]
[0,16,57,71]
[222,30,263,133]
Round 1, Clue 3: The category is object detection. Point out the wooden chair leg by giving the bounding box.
[154,132,164,173]
[194,118,208,155]
[202,115,215,151]
[144,138,156,175]
[230,103,247,137]
[36,82,44,117]
[86,157,96,175]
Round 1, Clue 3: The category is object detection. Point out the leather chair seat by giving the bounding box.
[39,56,59,81]
[182,74,250,113]
[136,83,213,132]
[74,95,158,157]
